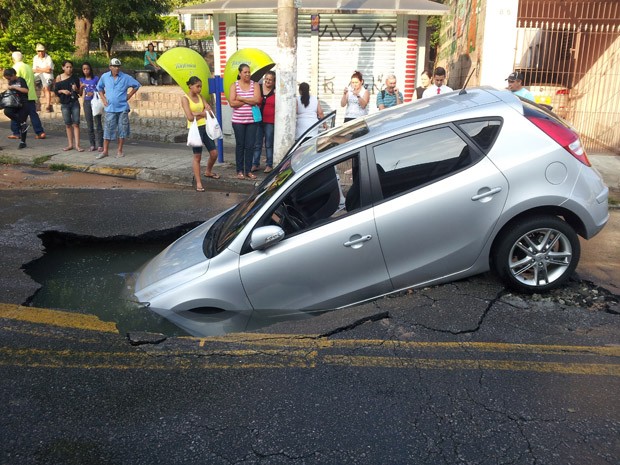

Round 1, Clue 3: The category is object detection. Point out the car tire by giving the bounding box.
[493,215,580,293]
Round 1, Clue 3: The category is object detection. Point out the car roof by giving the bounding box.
[293,87,522,172]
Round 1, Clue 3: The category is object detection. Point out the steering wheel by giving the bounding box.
[276,203,307,231]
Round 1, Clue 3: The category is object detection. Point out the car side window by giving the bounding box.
[268,154,362,236]
[373,126,477,200]
[457,119,502,152]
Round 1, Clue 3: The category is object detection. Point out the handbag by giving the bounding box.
[205,110,223,140]
[91,91,104,116]
[251,105,262,123]
[0,89,22,109]
[186,118,203,147]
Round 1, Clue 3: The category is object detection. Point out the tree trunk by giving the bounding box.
[75,16,92,58]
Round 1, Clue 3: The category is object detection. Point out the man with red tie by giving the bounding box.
[422,67,453,99]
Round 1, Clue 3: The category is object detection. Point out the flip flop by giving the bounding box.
[246,173,257,180]
[76,148,85,153]
[195,187,205,192]
[116,152,124,158]
[237,173,245,180]
[62,147,74,151]
[204,172,220,179]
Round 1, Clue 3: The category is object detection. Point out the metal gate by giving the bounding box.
[514,0,620,153]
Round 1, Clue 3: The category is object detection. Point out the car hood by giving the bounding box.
[135,215,220,293]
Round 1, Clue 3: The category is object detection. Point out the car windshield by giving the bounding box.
[206,157,296,258]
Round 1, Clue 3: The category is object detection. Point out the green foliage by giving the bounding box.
[33,155,52,166]
[93,0,171,55]
[162,15,180,35]
[427,15,443,50]
[0,155,19,165]
[0,0,75,70]
[81,51,144,69]
[49,163,71,171]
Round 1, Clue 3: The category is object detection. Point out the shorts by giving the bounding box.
[192,124,216,154]
[104,111,130,140]
[34,73,54,88]
[61,101,80,126]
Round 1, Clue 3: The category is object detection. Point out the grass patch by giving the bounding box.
[33,155,52,166]
[0,155,19,165]
[49,164,71,172]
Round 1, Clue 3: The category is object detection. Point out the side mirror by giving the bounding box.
[250,225,285,251]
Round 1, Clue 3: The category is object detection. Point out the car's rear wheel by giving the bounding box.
[493,216,580,293]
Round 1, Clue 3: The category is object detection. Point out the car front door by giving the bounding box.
[370,124,509,288]
[239,153,393,311]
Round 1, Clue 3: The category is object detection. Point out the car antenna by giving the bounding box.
[459,67,477,95]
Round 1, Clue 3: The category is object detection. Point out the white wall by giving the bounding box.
[479,0,519,88]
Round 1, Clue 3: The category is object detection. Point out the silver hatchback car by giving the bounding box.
[134,87,609,335]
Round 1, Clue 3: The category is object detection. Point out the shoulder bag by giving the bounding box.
[0,89,22,109]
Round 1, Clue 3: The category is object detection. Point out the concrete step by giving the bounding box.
[1,85,192,143]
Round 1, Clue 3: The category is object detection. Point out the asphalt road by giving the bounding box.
[0,173,618,464]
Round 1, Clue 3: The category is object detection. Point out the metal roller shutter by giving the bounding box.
[237,13,312,84]
[317,14,397,117]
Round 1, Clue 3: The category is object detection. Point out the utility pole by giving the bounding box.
[273,0,298,163]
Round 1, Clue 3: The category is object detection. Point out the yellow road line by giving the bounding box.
[0,304,117,333]
[324,355,620,377]
[200,334,620,357]
[0,346,618,376]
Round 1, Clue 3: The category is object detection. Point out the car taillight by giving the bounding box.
[526,116,591,166]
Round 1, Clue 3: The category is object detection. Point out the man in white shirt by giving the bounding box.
[32,43,54,112]
[422,67,453,99]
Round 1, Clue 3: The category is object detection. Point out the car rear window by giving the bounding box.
[457,119,502,153]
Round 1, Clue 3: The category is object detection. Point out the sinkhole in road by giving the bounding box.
[22,226,202,337]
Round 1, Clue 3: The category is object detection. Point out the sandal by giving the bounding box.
[195,187,205,192]
[62,147,74,151]
[246,173,257,180]
[204,172,220,179]
[76,147,85,153]
[237,172,246,180]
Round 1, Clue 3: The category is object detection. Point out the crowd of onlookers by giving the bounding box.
[3,44,535,189]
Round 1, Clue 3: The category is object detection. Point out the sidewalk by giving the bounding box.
[1,120,618,202]
[0,120,262,193]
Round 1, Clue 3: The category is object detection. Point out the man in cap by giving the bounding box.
[8,51,46,140]
[95,58,141,159]
[506,72,535,102]
[32,44,54,112]
[422,67,453,98]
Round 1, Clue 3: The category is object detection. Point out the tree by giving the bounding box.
[73,0,97,58]
[93,0,171,57]
[0,0,74,69]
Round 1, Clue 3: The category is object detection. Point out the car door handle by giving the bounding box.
[344,234,373,248]
[471,187,503,201]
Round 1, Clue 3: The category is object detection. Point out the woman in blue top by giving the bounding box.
[79,62,103,152]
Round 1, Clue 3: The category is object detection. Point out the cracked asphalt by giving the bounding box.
[0,175,618,464]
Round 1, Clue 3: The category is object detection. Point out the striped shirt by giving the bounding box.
[231,80,255,124]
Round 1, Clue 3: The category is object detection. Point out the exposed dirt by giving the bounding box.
[0,165,183,190]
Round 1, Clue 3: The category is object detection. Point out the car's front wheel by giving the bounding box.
[493,215,580,293]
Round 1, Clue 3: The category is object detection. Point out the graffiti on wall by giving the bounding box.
[319,20,396,42]
[321,73,384,96]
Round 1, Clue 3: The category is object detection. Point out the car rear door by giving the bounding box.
[239,151,393,310]
[370,123,509,288]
